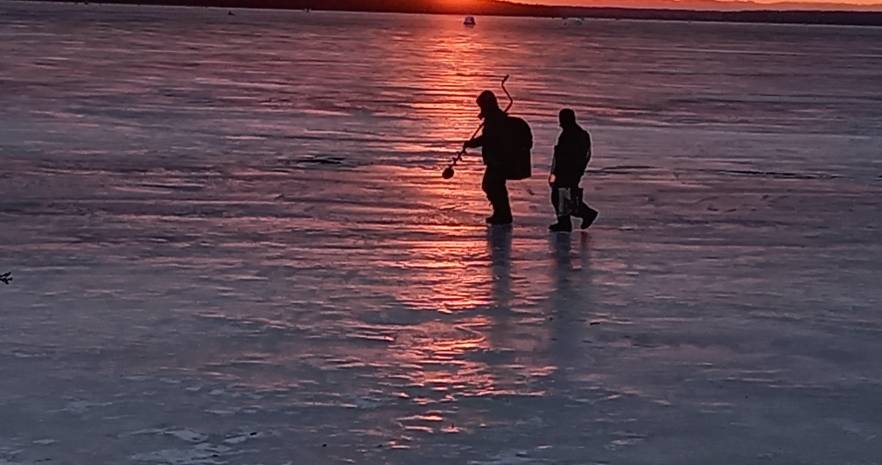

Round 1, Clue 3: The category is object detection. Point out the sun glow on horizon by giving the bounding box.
[516,0,882,10]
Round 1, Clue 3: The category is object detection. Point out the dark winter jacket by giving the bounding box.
[465,108,508,168]
[551,123,591,187]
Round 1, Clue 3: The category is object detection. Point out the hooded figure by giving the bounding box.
[464,90,513,225]
[548,108,599,232]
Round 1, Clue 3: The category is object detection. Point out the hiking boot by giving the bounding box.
[580,209,599,229]
[549,219,572,232]
[486,214,513,225]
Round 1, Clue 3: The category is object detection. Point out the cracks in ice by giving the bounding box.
[130,443,232,465]
[124,426,268,464]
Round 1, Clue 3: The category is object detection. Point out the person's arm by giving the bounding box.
[549,144,560,185]
[463,134,484,149]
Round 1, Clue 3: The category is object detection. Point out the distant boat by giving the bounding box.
[464,16,476,27]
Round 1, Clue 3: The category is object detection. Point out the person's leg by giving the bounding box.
[481,169,496,221]
[549,187,572,232]
[496,177,512,222]
[577,201,598,218]
[574,187,598,229]
[483,168,512,224]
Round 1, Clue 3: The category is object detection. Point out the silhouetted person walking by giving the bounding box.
[548,109,598,232]
[464,91,514,225]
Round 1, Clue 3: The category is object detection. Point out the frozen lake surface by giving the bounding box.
[2,2,882,464]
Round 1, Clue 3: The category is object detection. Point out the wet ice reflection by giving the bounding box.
[3,2,882,464]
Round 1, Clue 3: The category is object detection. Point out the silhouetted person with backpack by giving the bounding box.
[548,109,598,232]
[464,90,533,226]
[464,91,512,225]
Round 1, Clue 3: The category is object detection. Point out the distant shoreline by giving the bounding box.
[25,0,882,26]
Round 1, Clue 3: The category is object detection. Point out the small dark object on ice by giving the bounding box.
[0,272,11,285]
[302,155,344,166]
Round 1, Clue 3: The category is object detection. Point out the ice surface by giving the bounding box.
[1,2,882,464]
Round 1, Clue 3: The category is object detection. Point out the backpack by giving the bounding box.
[504,115,533,180]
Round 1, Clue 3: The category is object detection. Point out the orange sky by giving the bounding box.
[524,0,882,9]
[538,0,881,3]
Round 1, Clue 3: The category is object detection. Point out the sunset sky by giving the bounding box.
[539,0,880,2]
[519,0,882,10]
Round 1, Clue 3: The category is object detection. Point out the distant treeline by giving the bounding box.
[40,0,882,26]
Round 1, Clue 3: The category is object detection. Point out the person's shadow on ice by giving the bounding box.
[486,227,513,310]
[548,233,593,369]
[549,232,592,298]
